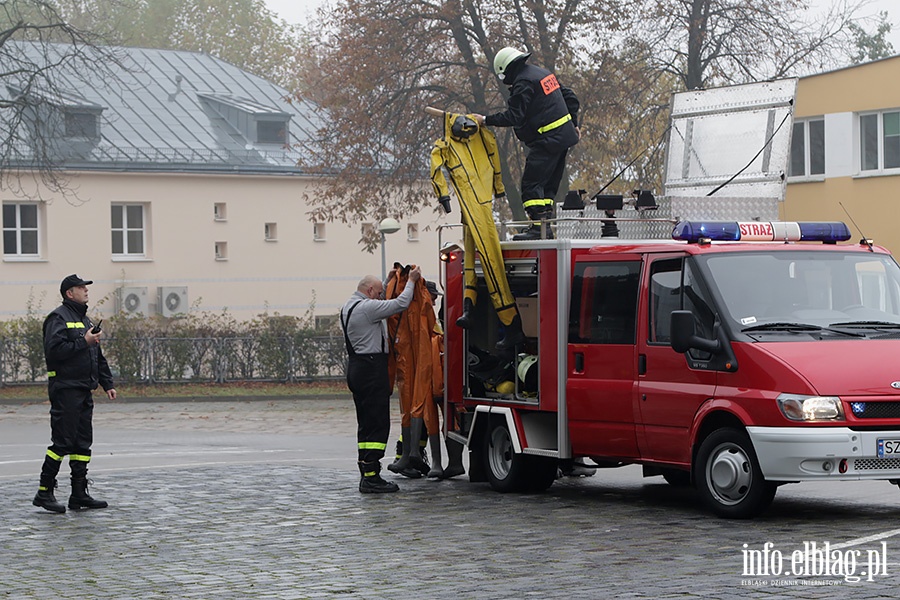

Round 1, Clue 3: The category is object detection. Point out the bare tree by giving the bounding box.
[296,0,635,248]
[0,0,127,201]
[637,0,871,91]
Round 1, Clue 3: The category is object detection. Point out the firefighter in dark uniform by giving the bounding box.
[32,275,116,513]
[474,47,580,240]
[341,266,421,493]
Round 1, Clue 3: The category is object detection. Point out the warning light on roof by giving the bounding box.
[672,221,851,244]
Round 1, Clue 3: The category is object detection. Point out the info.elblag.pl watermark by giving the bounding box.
[741,541,890,585]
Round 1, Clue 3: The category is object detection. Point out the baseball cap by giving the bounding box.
[60,274,93,297]
[425,280,442,299]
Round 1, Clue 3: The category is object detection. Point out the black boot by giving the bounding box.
[69,477,108,510]
[32,480,66,514]
[427,434,444,479]
[496,314,527,351]
[388,431,421,478]
[442,438,466,480]
[359,461,400,494]
[513,206,553,240]
[406,417,430,475]
[456,298,475,329]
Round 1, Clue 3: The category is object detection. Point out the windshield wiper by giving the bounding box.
[829,321,900,329]
[742,322,864,337]
[742,322,822,332]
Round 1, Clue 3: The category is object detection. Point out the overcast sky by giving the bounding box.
[263,0,900,51]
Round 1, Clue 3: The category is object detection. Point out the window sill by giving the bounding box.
[112,256,152,262]
[853,170,900,180]
[314,238,326,242]
[265,238,278,242]
[214,217,227,222]
[3,256,47,263]
[787,176,825,184]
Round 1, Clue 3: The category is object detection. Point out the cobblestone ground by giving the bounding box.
[2,398,900,599]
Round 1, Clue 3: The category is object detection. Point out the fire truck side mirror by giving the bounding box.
[670,310,720,354]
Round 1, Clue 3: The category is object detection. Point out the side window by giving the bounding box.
[649,258,715,348]
[569,261,640,344]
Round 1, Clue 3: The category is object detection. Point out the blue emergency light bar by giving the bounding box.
[672,221,852,244]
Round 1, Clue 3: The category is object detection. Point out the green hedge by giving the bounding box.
[0,306,346,385]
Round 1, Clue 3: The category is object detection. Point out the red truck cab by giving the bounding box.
[442,221,900,518]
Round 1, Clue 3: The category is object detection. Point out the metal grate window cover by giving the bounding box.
[850,402,900,419]
[854,458,900,471]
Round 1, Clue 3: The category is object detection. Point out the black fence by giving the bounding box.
[0,334,347,385]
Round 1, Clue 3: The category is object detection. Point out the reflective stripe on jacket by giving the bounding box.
[484,62,580,149]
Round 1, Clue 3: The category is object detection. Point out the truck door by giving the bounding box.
[566,255,641,459]
[636,255,718,465]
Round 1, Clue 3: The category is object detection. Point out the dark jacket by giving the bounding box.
[43,299,114,391]
[484,62,580,150]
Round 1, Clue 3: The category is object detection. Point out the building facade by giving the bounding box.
[785,55,900,253]
[1,44,447,323]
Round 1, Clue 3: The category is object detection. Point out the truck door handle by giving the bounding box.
[638,354,647,375]
[574,352,584,372]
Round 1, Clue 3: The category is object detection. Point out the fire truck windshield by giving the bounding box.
[699,251,900,335]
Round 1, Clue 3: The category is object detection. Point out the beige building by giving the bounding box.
[785,55,900,253]
[1,44,447,323]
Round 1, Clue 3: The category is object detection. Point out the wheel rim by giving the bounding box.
[705,442,753,506]
[488,426,513,480]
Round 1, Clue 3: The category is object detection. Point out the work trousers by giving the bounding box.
[40,386,94,485]
[347,353,391,464]
[521,145,569,209]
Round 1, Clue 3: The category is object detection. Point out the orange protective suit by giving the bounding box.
[386,266,439,434]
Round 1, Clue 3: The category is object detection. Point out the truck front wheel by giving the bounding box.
[695,428,776,519]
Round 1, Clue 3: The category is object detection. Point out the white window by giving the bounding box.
[788,118,825,178]
[314,222,326,241]
[860,110,900,173]
[111,204,145,256]
[407,223,419,241]
[215,241,228,260]
[214,202,227,221]
[361,222,375,237]
[265,222,277,241]
[3,202,40,257]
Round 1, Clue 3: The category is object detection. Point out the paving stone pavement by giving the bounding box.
[2,397,900,598]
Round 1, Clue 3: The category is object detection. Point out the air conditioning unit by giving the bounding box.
[117,287,148,315]
[158,286,189,317]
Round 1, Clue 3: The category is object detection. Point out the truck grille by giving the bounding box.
[849,401,900,419]
[854,458,900,471]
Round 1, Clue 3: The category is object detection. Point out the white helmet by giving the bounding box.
[493,47,530,81]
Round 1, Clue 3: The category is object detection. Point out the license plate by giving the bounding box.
[877,438,900,458]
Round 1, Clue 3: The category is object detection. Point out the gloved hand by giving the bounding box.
[438,196,452,213]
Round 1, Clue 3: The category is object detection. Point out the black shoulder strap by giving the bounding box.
[340,300,362,356]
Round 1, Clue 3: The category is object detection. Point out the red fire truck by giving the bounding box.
[440,220,900,518]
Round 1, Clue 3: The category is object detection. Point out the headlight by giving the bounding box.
[777,394,844,422]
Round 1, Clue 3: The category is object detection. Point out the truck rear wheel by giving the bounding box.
[695,428,776,519]
[484,421,528,492]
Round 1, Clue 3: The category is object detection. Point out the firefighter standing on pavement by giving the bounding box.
[33,274,116,513]
[473,47,580,241]
[341,267,421,493]
[430,111,526,350]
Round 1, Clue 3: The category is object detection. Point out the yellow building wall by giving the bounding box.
[785,56,900,254]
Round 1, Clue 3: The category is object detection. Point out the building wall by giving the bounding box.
[1,171,450,321]
[784,56,900,253]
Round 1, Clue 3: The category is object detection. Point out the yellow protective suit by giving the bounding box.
[430,112,519,327]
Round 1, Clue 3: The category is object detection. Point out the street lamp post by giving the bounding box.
[378,218,401,281]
